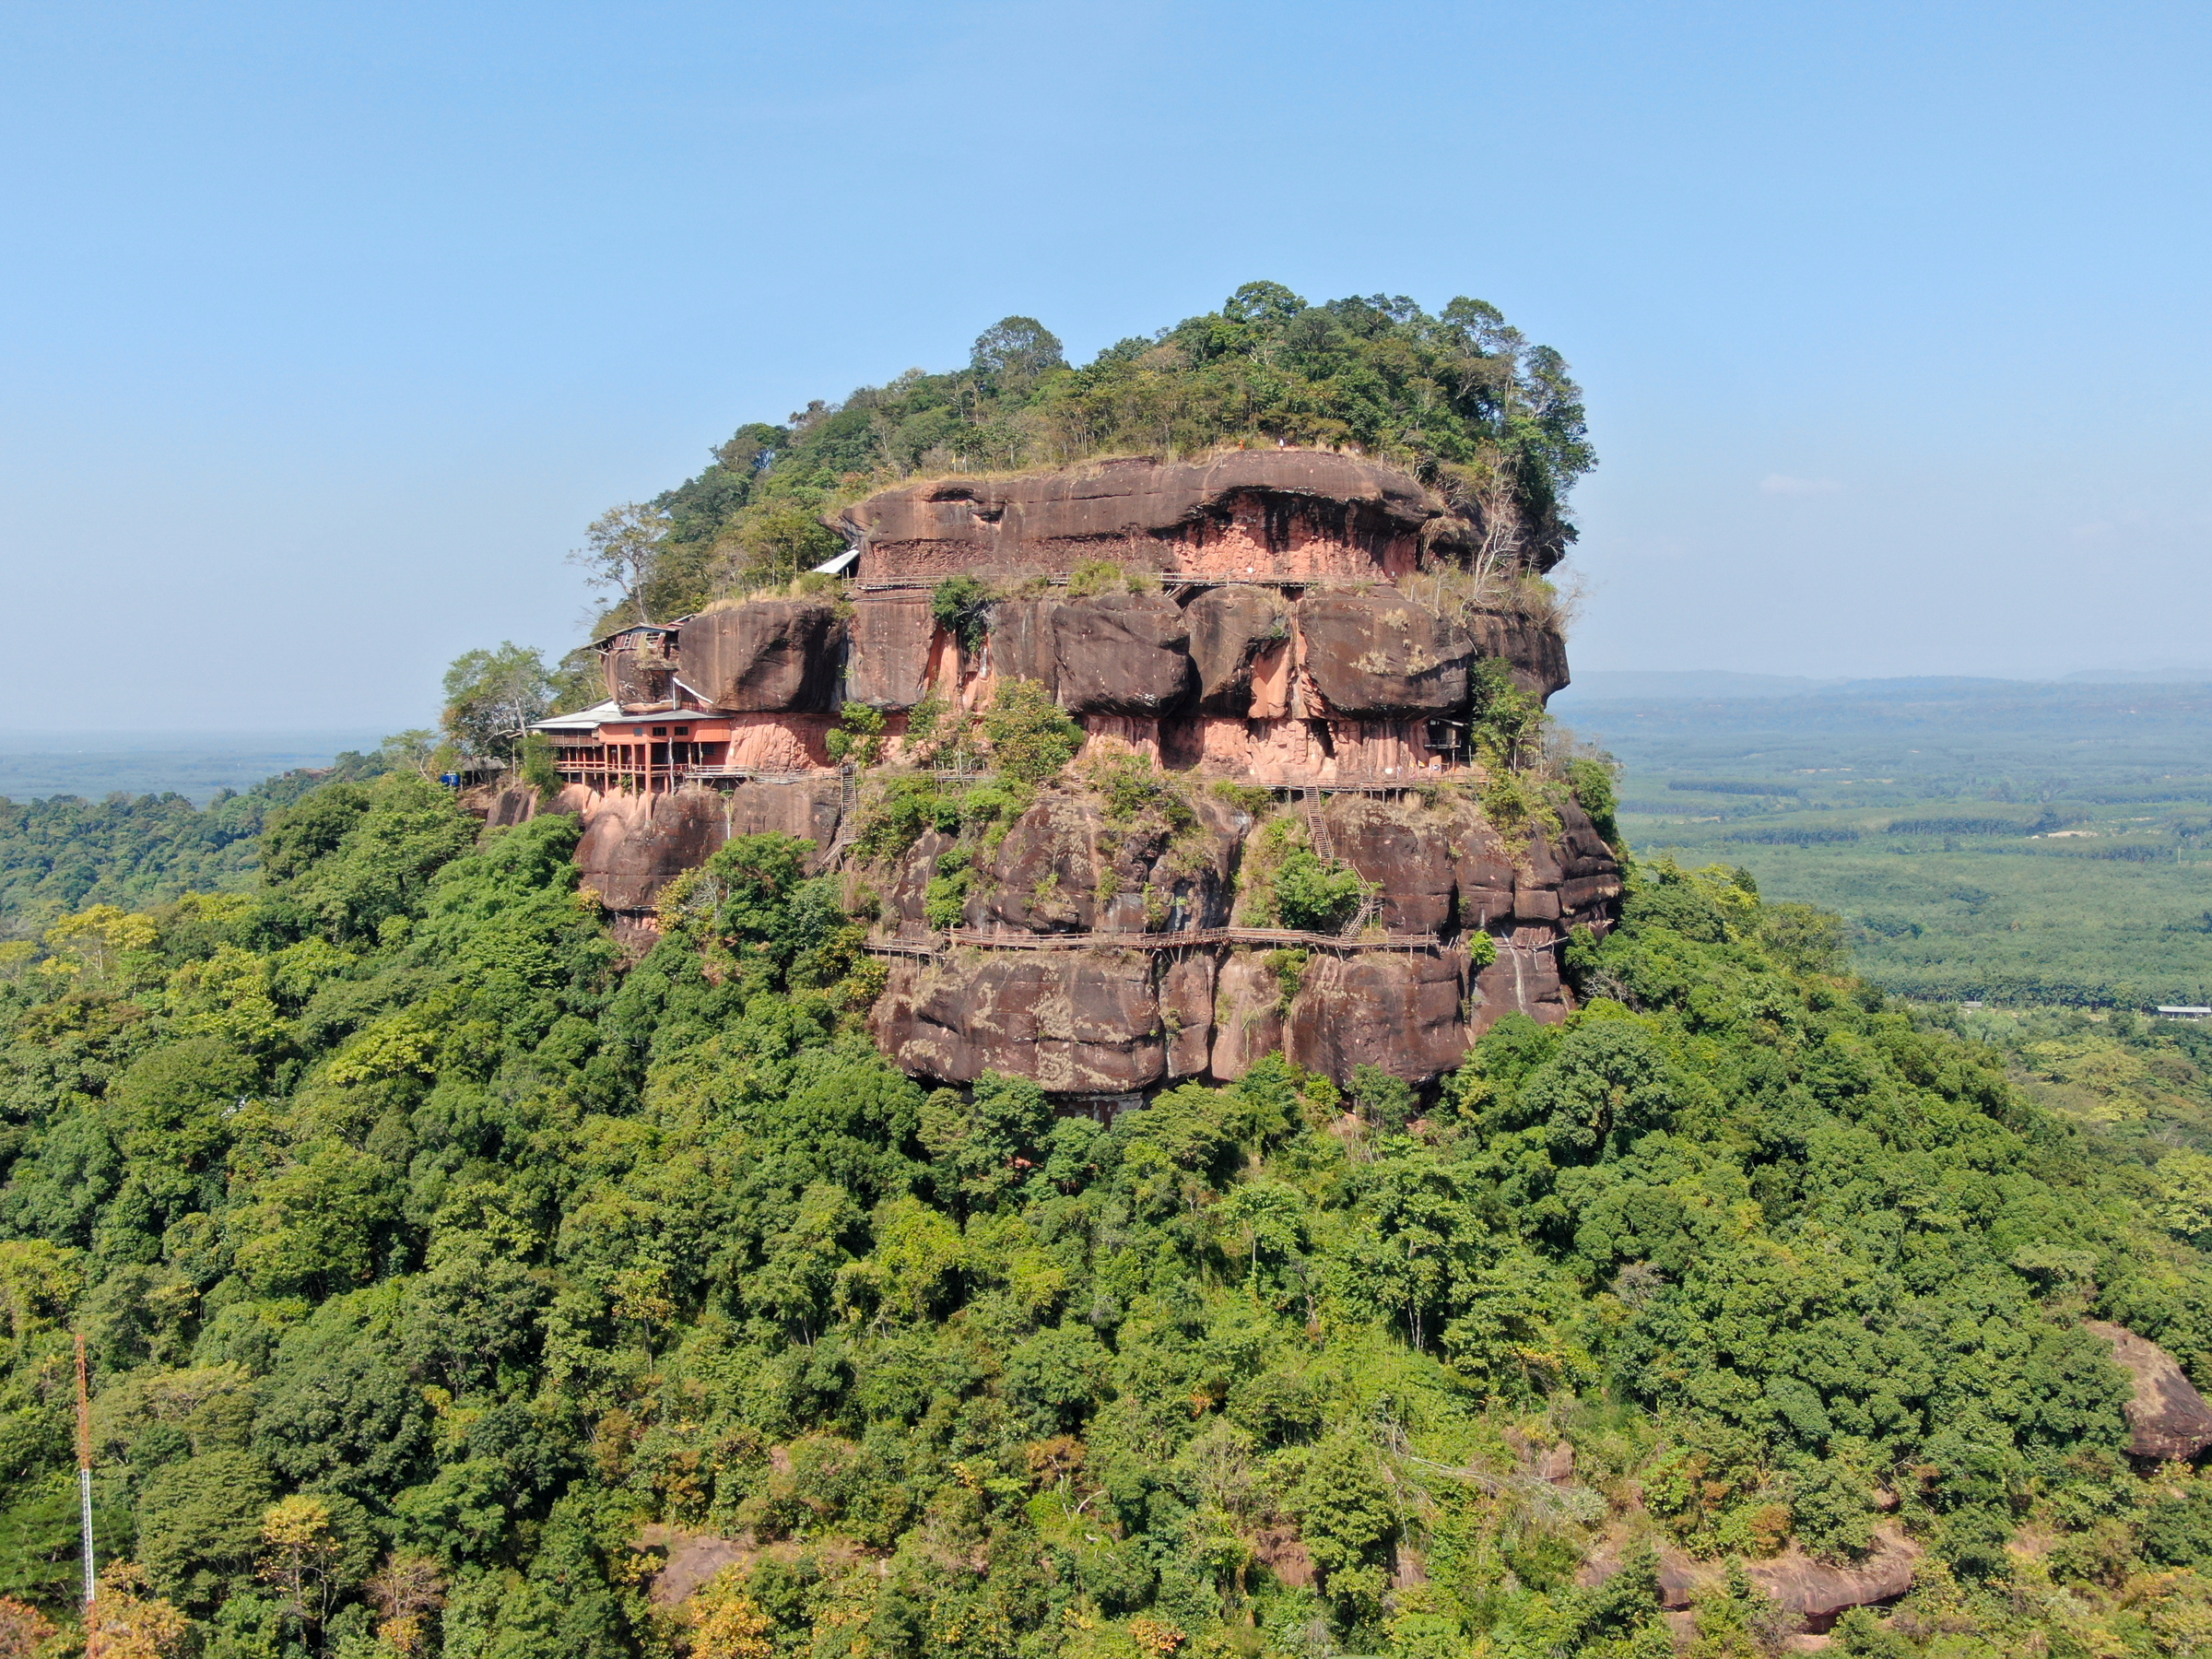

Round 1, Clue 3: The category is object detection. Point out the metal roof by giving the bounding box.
[529,700,624,731]
[531,699,734,733]
[812,546,861,575]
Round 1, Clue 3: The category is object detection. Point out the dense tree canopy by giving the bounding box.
[0,768,2208,1659]
[595,284,1597,631]
[0,746,399,934]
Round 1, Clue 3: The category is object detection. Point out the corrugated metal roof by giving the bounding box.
[812,546,861,575]
[530,700,623,731]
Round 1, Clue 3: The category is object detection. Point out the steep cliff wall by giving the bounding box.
[520,448,1618,1092]
[835,451,1471,582]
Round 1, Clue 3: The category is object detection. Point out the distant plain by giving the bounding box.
[0,730,386,806]
[1555,676,2212,1007]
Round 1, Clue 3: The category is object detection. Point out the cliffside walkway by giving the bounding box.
[867,924,1444,959]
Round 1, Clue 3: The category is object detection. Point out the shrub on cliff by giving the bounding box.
[582,284,1596,629]
[979,679,1083,784]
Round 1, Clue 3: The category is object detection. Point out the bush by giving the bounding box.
[930,575,995,654]
[1565,756,1620,844]
[1064,559,1126,598]
[980,681,1083,784]
[1270,849,1366,932]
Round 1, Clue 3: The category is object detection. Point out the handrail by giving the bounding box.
[869,925,1446,957]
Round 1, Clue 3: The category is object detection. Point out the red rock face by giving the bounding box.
[872,950,1170,1093]
[573,787,732,913]
[532,450,1618,1094]
[845,594,936,709]
[837,452,1465,582]
[678,600,844,712]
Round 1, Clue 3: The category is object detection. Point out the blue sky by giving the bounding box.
[4,0,2206,729]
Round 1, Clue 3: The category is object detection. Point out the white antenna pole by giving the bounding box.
[76,1332,95,1622]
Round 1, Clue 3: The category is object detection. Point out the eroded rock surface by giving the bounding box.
[2086,1322,2212,1459]
[863,783,1619,1089]
[1743,1530,1920,1632]
[1053,594,1197,717]
[873,949,1170,1094]
[846,594,936,709]
[1580,1526,1918,1634]
[679,600,844,712]
[838,451,1475,581]
[1185,586,1291,712]
[1297,591,1475,717]
[573,787,731,913]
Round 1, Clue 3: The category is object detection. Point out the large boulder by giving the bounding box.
[1743,1528,1920,1632]
[1053,594,1196,717]
[1297,592,1474,717]
[1184,586,1291,713]
[677,600,844,712]
[870,949,1167,1091]
[1285,949,1473,1085]
[987,596,1060,693]
[2086,1322,2212,1459]
[606,631,677,707]
[724,777,844,866]
[845,594,935,709]
[1466,609,1571,702]
[1579,1526,1917,1633]
[574,787,729,913]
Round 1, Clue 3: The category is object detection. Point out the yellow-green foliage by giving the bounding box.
[980,679,1083,784]
[0,769,2208,1659]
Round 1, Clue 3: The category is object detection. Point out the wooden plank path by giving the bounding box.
[867,925,1444,958]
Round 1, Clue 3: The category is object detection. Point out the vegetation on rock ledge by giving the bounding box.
[576,283,1597,635]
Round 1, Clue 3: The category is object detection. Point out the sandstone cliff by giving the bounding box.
[515,448,1620,1096]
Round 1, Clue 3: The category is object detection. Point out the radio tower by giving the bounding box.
[76,1331,95,1641]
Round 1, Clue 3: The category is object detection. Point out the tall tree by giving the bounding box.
[441,643,553,763]
[568,501,671,626]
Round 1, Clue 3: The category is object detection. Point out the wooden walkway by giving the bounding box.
[867,924,1444,959]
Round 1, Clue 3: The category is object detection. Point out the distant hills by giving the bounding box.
[1559,667,2212,703]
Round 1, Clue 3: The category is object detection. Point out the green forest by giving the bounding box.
[0,747,398,937]
[5,764,2212,1659]
[1562,679,2212,1007]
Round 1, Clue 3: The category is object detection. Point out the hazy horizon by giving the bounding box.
[5,1,2207,728]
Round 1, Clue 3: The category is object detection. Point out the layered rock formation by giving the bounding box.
[516,448,1621,1093]
[846,772,1617,1093]
[836,451,1481,581]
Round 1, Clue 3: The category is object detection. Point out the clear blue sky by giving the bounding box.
[4,0,2206,730]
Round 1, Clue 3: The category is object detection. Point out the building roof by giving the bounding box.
[530,700,624,732]
[530,700,731,734]
[586,620,683,651]
[812,546,861,575]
